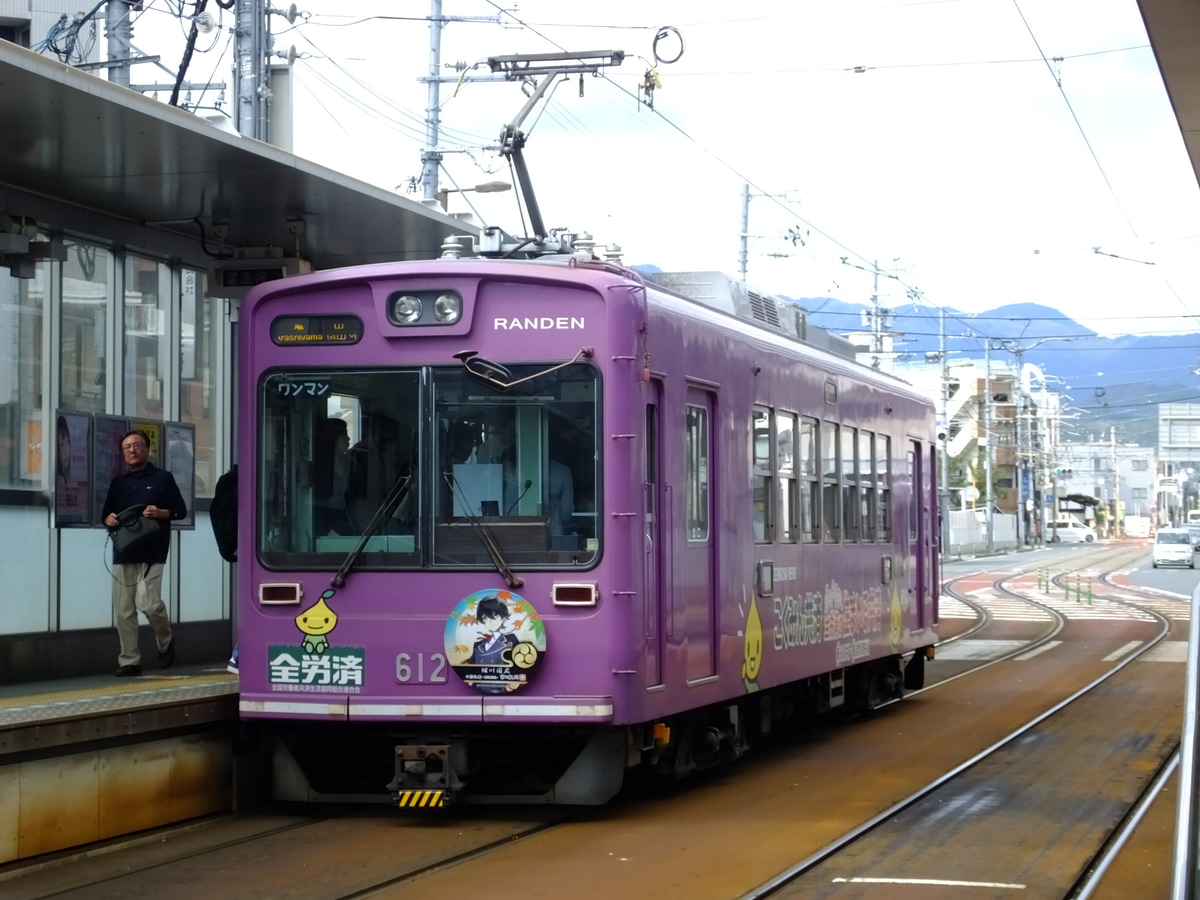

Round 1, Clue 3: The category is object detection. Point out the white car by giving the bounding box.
[1049,520,1096,543]
[1153,528,1195,568]
[1185,524,1200,550]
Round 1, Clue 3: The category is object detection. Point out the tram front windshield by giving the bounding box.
[258,363,599,570]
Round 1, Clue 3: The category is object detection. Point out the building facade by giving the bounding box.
[0,32,461,680]
[1,239,234,674]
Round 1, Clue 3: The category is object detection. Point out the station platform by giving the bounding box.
[0,662,237,731]
[1,663,244,866]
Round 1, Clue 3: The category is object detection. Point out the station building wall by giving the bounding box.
[0,233,235,680]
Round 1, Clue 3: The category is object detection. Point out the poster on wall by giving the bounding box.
[164,422,196,529]
[21,418,41,480]
[92,415,130,526]
[130,420,163,467]
[53,411,93,526]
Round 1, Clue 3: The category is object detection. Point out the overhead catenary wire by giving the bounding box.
[117,2,1200,350]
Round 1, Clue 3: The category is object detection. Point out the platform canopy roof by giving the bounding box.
[0,40,474,270]
[1138,0,1200,189]
[2,4,1200,269]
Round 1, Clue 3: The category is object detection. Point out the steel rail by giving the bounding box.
[740,568,1173,900]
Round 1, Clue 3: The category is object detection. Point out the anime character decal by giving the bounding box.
[889,577,905,652]
[741,587,763,693]
[445,590,546,694]
[296,590,339,654]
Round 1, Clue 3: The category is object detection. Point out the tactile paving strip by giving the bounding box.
[0,674,238,728]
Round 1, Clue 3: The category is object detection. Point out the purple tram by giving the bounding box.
[236,238,940,806]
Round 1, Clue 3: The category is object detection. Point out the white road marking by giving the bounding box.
[833,877,1025,888]
[935,640,1029,661]
[1014,641,1061,660]
[1102,641,1144,662]
[1142,641,1189,662]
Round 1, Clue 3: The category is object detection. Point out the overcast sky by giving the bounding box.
[136,0,1200,340]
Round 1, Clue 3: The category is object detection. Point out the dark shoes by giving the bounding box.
[114,638,174,676]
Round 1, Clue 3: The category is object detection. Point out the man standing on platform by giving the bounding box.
[102,429,186,676]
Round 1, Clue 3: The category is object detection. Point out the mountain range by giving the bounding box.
[795,297,1199,446]
[633,264,1198,446]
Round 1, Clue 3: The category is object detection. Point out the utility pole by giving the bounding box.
[738,185,803,281]
[869,262,883,365]
[421,0,445,203]
[235,0,269,140]
[738,183,750,280]
[990,336,1076,548]
[1112,427,1121,537]
[840,258,898,369]
[105,0,136,88]
[1014,349,1026,547]
[983,341,994,553]
[230,2,301,143]
[415,3,506,201]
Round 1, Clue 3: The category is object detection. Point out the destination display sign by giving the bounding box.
[270,315,363,346]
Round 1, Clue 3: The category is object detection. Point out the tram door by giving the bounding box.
[927,444,940,625]
[644,386,664,687]
[910,440,928,629]
[679,388,717,682]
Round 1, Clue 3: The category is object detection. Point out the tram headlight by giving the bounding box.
[433,292,462,323]
[393,294,423,324]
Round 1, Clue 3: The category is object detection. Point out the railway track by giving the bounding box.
[2,549,1188,900]
[740,562,1183,899]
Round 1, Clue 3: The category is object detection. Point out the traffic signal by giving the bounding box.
[1054,467,1072,475]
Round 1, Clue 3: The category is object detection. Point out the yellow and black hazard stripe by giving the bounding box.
[395,789,448,808]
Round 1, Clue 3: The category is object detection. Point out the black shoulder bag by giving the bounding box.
[112,505,163,554]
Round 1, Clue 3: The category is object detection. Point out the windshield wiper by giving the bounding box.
[443,470,523,588]
[330,471,414,589]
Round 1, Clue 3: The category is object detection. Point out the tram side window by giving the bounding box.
[842,426,858,542]
[800,416,818,542]
[907,448,917,541]
[860,430,875,542]
[822,420,840,542]
[686,405,710,540]
[777,411,798,543]
[878,435,892,541]
[751,406,773,542]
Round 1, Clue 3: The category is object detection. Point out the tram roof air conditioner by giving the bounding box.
[209,257,312,299]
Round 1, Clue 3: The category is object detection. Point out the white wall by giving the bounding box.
[179,512,229,622]
[0,507,51,634]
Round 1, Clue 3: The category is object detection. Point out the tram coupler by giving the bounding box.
[387,743,464,808]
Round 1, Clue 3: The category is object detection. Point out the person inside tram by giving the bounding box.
[345,412,415,533]
[441,420,481,517]
[313,417,352,536]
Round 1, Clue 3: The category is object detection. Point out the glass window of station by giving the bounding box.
[258,363,599,570]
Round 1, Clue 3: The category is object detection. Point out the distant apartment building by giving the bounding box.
[1053,439,1156,531]
[0,1,100,58]
[1158,403,1200,524]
